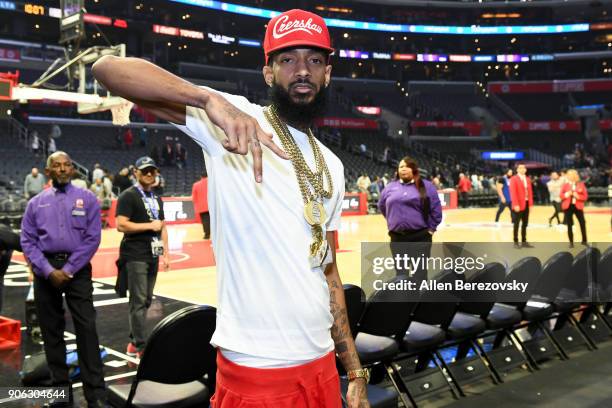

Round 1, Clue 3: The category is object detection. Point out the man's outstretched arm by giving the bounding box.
[92,56,286,181]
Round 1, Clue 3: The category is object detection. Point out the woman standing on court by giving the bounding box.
[560,169,588,247]
[379,156,443,279]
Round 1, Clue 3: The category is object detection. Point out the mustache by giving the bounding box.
[289,79,314,89]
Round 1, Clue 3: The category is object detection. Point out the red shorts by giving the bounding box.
[211,350,342,408]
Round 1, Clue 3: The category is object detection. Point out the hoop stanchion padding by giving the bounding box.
[0,316,21,350]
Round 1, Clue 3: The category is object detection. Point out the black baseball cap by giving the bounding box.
[135,156,158,170]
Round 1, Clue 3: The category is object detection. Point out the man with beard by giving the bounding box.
[20,151,107,407]
[92,9,369,408]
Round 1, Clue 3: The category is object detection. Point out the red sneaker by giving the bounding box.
[126,342,140,358]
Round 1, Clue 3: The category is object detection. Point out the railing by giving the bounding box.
[6,117,49,156]
[6,117,29,148]
[526,148,562,168]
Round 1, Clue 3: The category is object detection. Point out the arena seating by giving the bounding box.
[27,123,205,196]
[496,93,573,121]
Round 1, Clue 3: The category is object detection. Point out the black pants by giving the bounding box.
[0,250,12,314]
[495,202,511,222]
[34,262,106,403]
[565,204,587,244]
[513,206,530,243]
[0,225,20,316]
[389,229,432,283]
[549,202,562,225]
[200,211,211,239]
[459,192,469,208]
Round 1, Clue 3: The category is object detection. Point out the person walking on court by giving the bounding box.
[457,173,472,208]
[93,9,369,407]
[510,163,534,248]
[494,168,513,224]
[116,157,169,359]
[192,171,210,239]
[20,151,107,407]
[561,169,588,247]
[546,171,563,226]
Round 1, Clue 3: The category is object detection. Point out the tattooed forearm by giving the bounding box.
[327,272,363,372]
[336,341,348,354]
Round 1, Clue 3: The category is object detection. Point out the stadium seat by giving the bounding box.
[551,248,602,354]
[597,247,612,327]
[518,252,574,364]
[341,284,400,408]
[108,305,216,408]
[481,257,541,374]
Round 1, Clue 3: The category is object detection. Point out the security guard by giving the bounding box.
[21,151,107,407]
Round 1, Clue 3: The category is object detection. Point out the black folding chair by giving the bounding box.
[578,246,612,341]
[552,247,601,353]
[599,247,612,326]
[516,252,573,364]
[108,305,217,408]
[393,270,464,403]
[352,275,422,407]
[482,256,541,375]
[340,283,400,408]
[448,262,509,387]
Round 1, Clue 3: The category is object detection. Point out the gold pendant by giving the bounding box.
[304,200,327,226]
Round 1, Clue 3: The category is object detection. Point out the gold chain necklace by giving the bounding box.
[263,105,334,259]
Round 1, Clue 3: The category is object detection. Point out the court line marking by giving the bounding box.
[93,297,129,307]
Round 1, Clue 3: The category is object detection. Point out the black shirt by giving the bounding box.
[116,186,165,262]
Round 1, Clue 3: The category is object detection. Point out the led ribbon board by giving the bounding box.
[170,0,590,34]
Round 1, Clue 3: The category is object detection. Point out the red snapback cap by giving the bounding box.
[264,9,334,64]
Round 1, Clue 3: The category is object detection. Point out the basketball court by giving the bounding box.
[8,206,609,307]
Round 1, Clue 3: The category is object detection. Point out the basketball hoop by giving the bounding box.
[110,99,134,126]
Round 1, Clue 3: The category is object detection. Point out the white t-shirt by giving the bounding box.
[173,88,345,366]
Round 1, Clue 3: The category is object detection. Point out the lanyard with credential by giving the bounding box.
[136,186,159,220]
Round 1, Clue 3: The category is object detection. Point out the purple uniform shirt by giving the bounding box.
[21,183,101,278]
[378,179,443,232]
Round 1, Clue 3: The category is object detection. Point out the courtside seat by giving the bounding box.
[447,312,487,339]
[521,301,555,321]
[486,303,522,330]
[107,381,208,408]
[488,257,542,330]
[340,379,398,408]
[108,305,216,408]
[554,248,600,310]
[402,321,446,354]
[553,297,581,314]
[341,284,400,408]
[355,333,399,364]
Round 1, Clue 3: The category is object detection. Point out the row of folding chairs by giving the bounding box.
[103,246,611,408]
[343,245,612,408]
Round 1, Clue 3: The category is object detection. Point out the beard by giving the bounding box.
[268,79,328,127]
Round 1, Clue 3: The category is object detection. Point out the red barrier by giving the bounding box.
[341,192,368,216]
[0,317,21,350]
[439,189,458,210]
[410,121,482,136]
[489,79,612,94]
[500,120,581,132]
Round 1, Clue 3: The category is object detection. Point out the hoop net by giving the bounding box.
[110,99,134,126]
